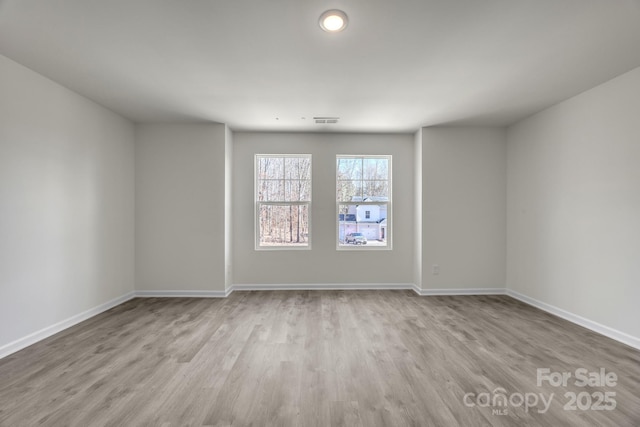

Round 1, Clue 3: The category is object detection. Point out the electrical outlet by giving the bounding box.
[432,264,440,275]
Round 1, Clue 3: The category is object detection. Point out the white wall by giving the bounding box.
[135,123,228,292]
[413,129,423,288]
[0,54,135,351]
[420,127,507,291]
[224,125,233,291]
[507,66,640,339]
[233,132,414,285]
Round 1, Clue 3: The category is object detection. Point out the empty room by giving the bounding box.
[1,0,639,426]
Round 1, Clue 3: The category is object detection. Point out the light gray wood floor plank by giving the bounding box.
[0,291,638,426]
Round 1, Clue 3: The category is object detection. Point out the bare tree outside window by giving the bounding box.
[256,155,311,248]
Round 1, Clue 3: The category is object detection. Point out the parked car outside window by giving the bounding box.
[345,232,367,245]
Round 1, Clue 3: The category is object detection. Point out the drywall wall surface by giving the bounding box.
[421,127,507,290]
[232,132,414,285]
[224,125,233,291]
[135,123,227,292]
[507,66,640,338]
[0,54,135,349]
[413,128,423,289]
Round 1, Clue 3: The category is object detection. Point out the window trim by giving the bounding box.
[255,154,312,251]
[336,154,392,251]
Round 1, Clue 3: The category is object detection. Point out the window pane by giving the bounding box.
[258,157,284,180]
[337,158,362,181]
[363,180,389,199]
[285,179,311,201]
[259,204,309,247]
[338,203,388,247]
[362,158,389,181]
[257,179,284,201]
[337,179,362,202]
[285,157,311,180]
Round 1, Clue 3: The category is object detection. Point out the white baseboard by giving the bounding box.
[232,283,414,292]
[135,289,231,298]
[414,287,507,296]
[0,291,136,360]
[506,289,640,351]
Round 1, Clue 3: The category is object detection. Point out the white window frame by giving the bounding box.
[255,154,312,250]
[336,155,392,251]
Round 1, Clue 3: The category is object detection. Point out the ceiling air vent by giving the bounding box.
[314,116,339,124]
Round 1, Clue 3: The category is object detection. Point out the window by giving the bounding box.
[337,155,391,249]
[256,155,311,249]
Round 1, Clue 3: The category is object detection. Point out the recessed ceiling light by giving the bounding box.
[319,9,348,33]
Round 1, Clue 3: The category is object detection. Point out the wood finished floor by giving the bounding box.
[0,291,639,426]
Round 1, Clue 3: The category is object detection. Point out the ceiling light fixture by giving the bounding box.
[319,9,348,33]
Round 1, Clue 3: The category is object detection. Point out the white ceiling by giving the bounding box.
[1,0,640,132]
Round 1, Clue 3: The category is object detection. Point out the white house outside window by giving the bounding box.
[336,155,391,249]
[256,154,311,249]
